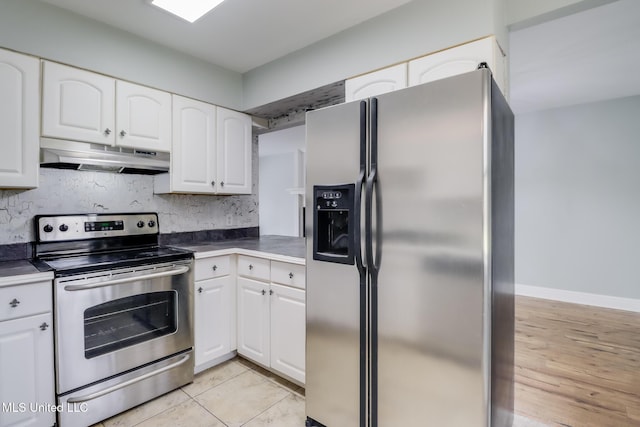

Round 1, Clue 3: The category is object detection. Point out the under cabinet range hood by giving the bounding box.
[40,138,170,174]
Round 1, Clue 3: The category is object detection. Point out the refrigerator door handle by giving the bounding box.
[355,100,368,427]
[355,100,367,272]
[366,98,382,274]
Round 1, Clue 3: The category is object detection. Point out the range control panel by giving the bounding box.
[36,213,159,242]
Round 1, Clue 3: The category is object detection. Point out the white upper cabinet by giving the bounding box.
[155,98,252,195]
[0,48,39,189]
[42,61,115,145]
[345,63,408,102]
[115,81,171,152]
[164,95,217,194]
[408,36,507,97]
[216,106,252,194]
[42,61,172,152]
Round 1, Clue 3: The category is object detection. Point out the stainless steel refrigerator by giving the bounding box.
[304,66,514,427]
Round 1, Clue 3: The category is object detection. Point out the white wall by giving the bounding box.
[258,126,305,236]
[0,0,243,110]
[242,0,507,110]
[515,95,640,300]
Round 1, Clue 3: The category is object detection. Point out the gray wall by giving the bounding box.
[0,142,259,244]
[515,95,640,299]
[242,0,507,110]
[0,0,243,110]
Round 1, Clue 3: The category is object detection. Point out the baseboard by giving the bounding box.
[515,284,640,313]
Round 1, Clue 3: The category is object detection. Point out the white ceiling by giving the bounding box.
[509,0,640,114]
[39,0,412,73]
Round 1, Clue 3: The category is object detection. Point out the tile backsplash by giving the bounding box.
[0,168,258,244]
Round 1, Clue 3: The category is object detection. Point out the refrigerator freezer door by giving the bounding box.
[305,100,365,427]
[374,70,491,426]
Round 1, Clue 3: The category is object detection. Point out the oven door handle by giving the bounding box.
[66,353,191,404]
[63,265,190,291]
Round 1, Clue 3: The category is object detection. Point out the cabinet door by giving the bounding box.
[116,81,171,152]
[237,277,270,366]
[0,313,55,427]
[42,61,115,145]
[170,95,217,193]
[216,107,252,194]
[194,275,234,367]
[345,63,408,102]
[408,37,506,95]
[270,283,305,384]
[0,49,39,189]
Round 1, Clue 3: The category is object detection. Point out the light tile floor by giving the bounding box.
[90,356,547,427]
[91,357,305,427]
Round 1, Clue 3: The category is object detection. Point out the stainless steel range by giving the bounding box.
[33,213,194,427]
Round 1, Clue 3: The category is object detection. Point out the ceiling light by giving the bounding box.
[151,0,225,23]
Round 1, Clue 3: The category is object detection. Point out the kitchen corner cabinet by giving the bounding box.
[0,49,40,189]
[194,255,236,372]
[408,36,507,97]
[345,63,408,102]
[0,279,55,427]
[42,61,171,152]
[216,107,252,195]
[237,256,305,384]
[154,98,252,195]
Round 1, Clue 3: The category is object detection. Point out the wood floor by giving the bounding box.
[515,296,640,427]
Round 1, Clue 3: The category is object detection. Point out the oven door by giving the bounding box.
[54,260,193,394]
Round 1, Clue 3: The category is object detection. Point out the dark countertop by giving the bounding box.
[0,260,54,287]
[175,235,306,261]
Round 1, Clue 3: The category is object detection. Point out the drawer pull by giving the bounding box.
[261,289,266,295]
[40,322,49,331]
[212,265,217,271]
[249,264,253,270]
[289,272,294,279]
[9,298,20,308]
[269,289,274,295]
[198,287,203,294]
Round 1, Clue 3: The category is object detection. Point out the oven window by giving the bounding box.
[84,291,177,359]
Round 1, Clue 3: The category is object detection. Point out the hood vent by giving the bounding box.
[40,138,170,175]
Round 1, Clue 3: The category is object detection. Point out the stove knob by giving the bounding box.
[148,220,156,228]
[137,221,145,228]
[43,224,53,233]
[59,224,68,232]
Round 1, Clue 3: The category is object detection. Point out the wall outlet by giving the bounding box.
[226,214,233,226]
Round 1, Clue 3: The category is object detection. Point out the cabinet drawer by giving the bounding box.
[237,255,270,282]
[195,255,231,280]
[0,281,52,322]
[271,261,305,289]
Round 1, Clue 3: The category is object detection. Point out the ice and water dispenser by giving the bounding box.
[313,184,355,265]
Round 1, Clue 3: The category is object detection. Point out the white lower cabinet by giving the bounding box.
[269,283,305,383]
[237,277,271,367]
[193,255,236,373]
[236,256,306,384]
[0,278,55,427]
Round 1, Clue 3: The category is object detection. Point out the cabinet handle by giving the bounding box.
[9,298,20,308]
[120,130,127,137]
[269,289,274,295]
[104,128,112,135]
[211,181,215,187]
[212,265,217,271]
[261,289,266,295]
[40,322,49,331]
[289,272,294,279]
[249,264,253,270]
[198,287,203,293]
[221,181,225,187]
